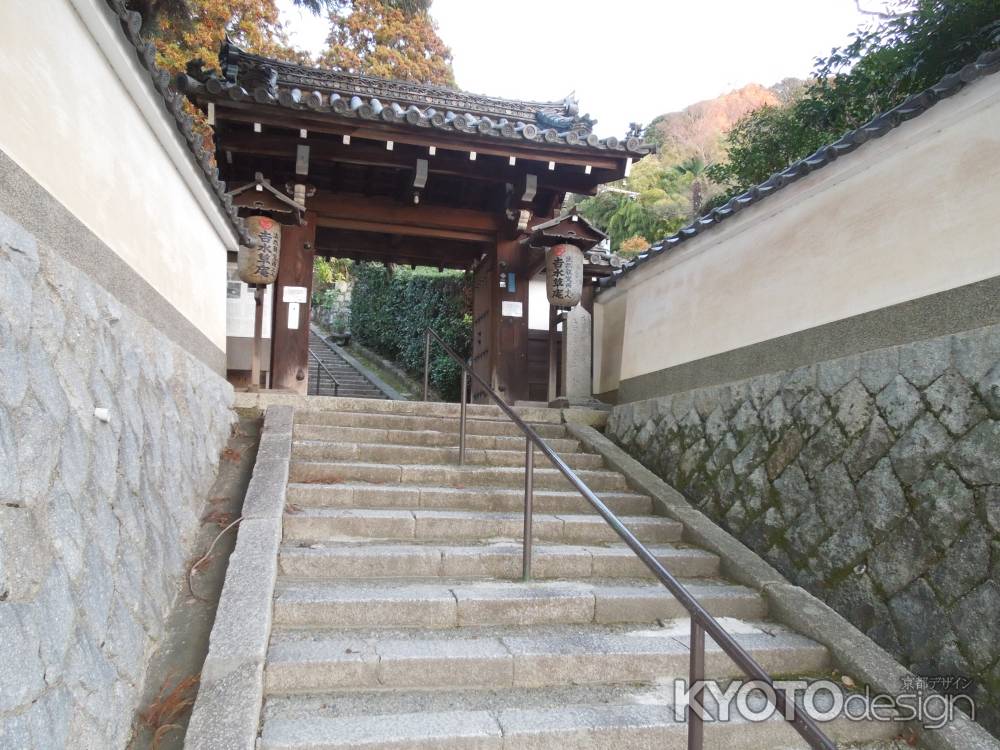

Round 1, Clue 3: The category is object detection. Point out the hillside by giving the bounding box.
[646,79,802,162]
[576,79,804,253]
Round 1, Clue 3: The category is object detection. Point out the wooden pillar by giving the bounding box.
[492,237,530,404]
[471,250,495,404]
[270,211,316,393]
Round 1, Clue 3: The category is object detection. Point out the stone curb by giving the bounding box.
[184,405,292,750]
[764,583,1000,750]
[564,422,999,750]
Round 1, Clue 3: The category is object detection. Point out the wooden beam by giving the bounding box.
[207,101,626,170]
[316,246,475,269]
[308,193,500,234]
[218,132,610,196]
[316,215,493,243]
[315,226,480,267]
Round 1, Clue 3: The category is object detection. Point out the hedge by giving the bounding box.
[349,263,472,400]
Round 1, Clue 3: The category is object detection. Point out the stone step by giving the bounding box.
[293,398,565,423]
[283,509,681,545]
[264,624,828,694]
[286,483,654,516]
[272,579,767,629]
[293,424,583,453]
[295,410,568,439]
[290,441,606,470]
[316,389,385,399]
[277,542,719,581]
[314,374,374,388]
[260,695,895,750]
[314,378,380,388]
[288,462,629,492]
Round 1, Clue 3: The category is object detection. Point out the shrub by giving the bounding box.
[349,263,472,400]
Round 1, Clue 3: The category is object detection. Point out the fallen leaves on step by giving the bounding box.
[140,672,200,750]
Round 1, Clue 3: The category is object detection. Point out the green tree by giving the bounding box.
[708,0,1000,198]
[673,156,709,216]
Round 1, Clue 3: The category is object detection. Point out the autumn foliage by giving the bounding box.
[130,0,454,86]
[142,0,306,75]
[321,0,454,85]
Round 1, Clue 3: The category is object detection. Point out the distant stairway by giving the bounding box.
[308,328,389,400]
[257,399,898,749]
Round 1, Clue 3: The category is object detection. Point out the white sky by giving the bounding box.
[279,0,885,137]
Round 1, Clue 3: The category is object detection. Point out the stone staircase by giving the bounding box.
[257,400,899,749]
[308,329,388,399]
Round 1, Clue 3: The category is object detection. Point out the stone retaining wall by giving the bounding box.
[0,210,233,747]
[606,324,1000,736]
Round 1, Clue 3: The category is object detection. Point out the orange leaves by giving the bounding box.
[139,672,200,749]
[148,0,304,76]
[320,0,455,86]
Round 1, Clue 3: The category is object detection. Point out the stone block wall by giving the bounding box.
[606,325,1000,736]
[0,210,233,746]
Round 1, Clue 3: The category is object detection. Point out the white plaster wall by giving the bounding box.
[528,277,550,330]
[0,0,231,350]
[596,71,1000,393]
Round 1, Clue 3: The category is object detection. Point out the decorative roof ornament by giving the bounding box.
[535,93,597,135]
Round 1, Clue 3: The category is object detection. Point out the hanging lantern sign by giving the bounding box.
[238,215,281,285]
[546,243,584,307]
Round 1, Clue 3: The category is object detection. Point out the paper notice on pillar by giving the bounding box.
[288,301,300,329]
[283,286,308,304]
[501,301,523,317]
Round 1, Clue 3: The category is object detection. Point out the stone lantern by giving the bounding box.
[529,210,607,406]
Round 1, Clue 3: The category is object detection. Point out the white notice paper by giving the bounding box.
[501,301,523,318]
[288,302,300,329]
[283,286,308,304]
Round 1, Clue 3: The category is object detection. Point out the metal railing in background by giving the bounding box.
[308,349,340,397]
[421,327,835,750]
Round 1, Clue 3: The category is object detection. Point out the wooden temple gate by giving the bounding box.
[179,43,648,403]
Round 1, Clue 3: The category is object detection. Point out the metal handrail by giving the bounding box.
[422,327,835,750]
[308,349,340,397]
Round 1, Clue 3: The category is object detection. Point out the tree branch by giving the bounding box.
[853,0,901,19]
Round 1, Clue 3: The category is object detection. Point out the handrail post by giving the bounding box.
[459,368,467,465]
[423,329,431,401]
[416,326,835,750]
[688,620,705,750]
[522,436,533,582]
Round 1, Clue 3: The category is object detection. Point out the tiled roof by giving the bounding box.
[102,0,250,244]
[176,43,652,157]
[598,46,1000,291]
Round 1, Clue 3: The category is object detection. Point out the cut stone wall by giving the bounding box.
[0,209,233,747]
[606,325,1000,736]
